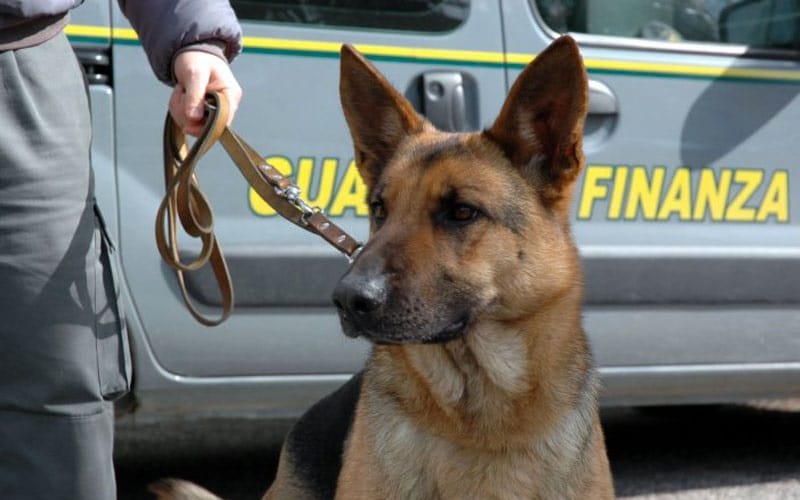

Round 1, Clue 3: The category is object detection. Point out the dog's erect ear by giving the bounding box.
[485,36,588,207]
[340,44,425,189]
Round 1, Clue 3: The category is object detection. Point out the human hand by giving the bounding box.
[170,50,243,136]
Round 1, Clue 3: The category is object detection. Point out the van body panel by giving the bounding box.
[109,1,506,377]
[503,0,800,368]
[63,0,800,418]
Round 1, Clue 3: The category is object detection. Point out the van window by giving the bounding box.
[232,1,470,33]
[533,0,800,50]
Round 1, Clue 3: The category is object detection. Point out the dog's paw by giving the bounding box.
[148,478,223,500]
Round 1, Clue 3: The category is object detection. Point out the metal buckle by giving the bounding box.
[346,244,364,264]
[274,184,317,224]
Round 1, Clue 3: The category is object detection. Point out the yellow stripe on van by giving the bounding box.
[65,24,138,43]
[506,51,800,83]
[584,57,800,83]
[109,27,139,42]
[64,24,111,39]
[66,24,800,84]
[242,36,505,66]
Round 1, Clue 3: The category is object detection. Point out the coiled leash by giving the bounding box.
[156,91,363,326]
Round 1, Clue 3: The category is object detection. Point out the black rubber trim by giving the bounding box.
[177,251,800,307]
[178,251,349,307]
[582,256,800,305]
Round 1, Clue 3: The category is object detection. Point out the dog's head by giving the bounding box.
[333,37,588,345]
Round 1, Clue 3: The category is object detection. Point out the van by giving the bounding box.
[68,0,800,421]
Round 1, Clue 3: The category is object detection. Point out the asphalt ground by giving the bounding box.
[115,402,800,499]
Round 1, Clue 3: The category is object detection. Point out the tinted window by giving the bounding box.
[232,0,470,33]
[534,0,800,50]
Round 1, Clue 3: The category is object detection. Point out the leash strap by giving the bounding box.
[156,91,363,326]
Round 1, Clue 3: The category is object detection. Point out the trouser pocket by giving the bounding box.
[0,406,116,499]
[93,201,132,401]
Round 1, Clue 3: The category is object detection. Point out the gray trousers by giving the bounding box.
[0,32,130,499]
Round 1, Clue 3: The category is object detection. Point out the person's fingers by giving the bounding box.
[168,83,205,136]
[172,52,211,135]
[172,51,243,135]
[181,65,210,127]
[181,119,205,137]
[206,62,242,126]
[168,83,186,128]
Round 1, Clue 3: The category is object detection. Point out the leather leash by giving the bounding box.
[156,91,363,326]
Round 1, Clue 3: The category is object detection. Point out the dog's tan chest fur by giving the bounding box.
[339,367,609,500]
[336,312,612,500]
[366,417,547,499]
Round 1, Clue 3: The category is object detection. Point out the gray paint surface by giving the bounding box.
[69,0,800,418]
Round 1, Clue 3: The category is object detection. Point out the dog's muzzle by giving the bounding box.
[332,270,388,338]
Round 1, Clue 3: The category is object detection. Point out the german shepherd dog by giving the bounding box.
[153,35,614,500]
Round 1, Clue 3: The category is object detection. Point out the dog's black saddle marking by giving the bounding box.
[284,371,363,499]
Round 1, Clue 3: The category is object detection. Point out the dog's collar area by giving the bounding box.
[346,244,364,264]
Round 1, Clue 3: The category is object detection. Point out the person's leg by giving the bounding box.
[0,32,128,499]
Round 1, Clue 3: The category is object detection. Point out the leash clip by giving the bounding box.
[274,184,317,224]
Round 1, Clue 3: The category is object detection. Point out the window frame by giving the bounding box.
[230,0,472,35]
[528,0,800,61]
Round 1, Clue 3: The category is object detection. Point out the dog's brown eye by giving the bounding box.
[370,201,387,225]
[450,204,480,222]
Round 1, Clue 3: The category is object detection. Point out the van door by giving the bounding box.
[110,1,507,377]
[504,0,800,400]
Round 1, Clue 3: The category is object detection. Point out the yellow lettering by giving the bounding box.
[726,169,762,221]
[578,166,613,219]
[250,158,790,224]
[625,166,665,220]
[657,168,692,220]
[756,170,789,222]
[608,166,629,219]
[249,156,294,217]
[693,168,732,221]
[296,157,338,208]
[329,160,368,217]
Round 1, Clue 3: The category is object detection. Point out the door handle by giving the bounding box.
[588,80,618,115]
[417,71,479,132]
[584,80,618,151]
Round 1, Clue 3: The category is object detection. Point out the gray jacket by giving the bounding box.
[0,0,83,18]
[0,0,242,84]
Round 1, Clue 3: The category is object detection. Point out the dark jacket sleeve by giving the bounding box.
[117,0,242,84]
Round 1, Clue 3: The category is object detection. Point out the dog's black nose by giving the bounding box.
[332,272,387,320]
